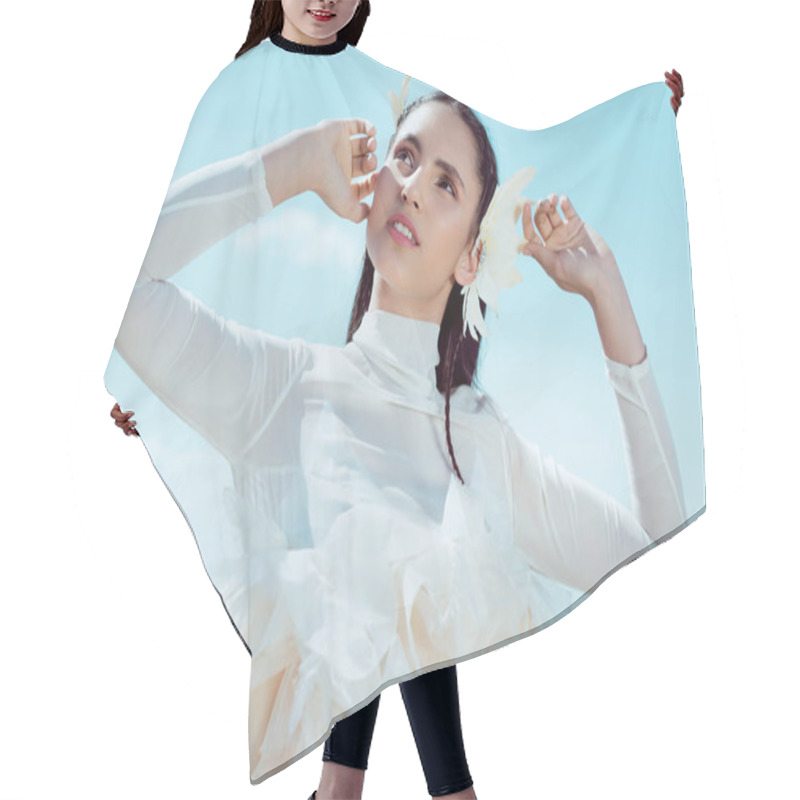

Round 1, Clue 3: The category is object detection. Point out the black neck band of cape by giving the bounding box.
[269,32,348,55]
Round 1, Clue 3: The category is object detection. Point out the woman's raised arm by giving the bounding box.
[115,120,379,458]
[133,145,274,287]
[511,193,686,589]
[133,118,378,288]
[115,281,308,462]
[501,351,686,593]
[115,141,313,461]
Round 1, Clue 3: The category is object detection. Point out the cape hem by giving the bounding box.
[248,502,707,786]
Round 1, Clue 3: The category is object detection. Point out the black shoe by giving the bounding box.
[307,792,317,800]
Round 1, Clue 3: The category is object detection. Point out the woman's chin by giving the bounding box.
[372,266,414,298]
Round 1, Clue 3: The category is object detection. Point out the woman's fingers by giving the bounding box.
[111,403,131,422]
[525,196,562,262]
[534,194,574,240]
[522,230,555,270]
[529,195,594,253]
[347,121,379,217]
[665,75,683,98]
[520,202,545,256]
[351,130,378,177]
[544,193,564,230]
[111,402,139,436]
[533,198,554,239]
[521,200,536,243]
[665,68,684,116]
[353,173,378,221]
[559,195,580,222]
[348,119,378,178]
[348,118,377,140]
[358,172,378,199]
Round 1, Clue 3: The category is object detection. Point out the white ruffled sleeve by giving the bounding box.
[115,147,308,463]
[502,348,687,592]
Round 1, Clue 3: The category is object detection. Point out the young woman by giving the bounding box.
[110,3,686,799]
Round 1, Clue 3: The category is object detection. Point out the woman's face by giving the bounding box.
[366,102,482,316]
[281,0,361,45]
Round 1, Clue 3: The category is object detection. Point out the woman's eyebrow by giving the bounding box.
[400,133,464,192]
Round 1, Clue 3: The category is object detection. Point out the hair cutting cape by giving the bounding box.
[104,32,705,785]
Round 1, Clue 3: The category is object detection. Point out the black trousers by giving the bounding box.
[323,664,473,797]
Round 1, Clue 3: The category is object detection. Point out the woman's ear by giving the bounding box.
[453,240,481,287]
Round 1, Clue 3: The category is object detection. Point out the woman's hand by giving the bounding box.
[307,118,379,223]
[110,402,139,437]
[521,195,647,366]
[521,194,619,304]
[665,68,683,116]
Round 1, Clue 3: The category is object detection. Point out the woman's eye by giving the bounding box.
[396,148,455,197]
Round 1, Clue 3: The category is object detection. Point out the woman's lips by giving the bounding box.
[308,9,335,21]
[387,218,420,248]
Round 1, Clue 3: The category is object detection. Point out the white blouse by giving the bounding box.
[115,144,687,779]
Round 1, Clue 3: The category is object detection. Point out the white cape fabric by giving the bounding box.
[104,32,705,785]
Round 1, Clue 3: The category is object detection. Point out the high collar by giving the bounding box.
[350,309,442,398]
[269,31,348,56]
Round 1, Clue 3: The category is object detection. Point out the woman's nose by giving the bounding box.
[401,174,422,207]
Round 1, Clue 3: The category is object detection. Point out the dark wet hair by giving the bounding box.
[236,1,371,59]
[346,93,499,484]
